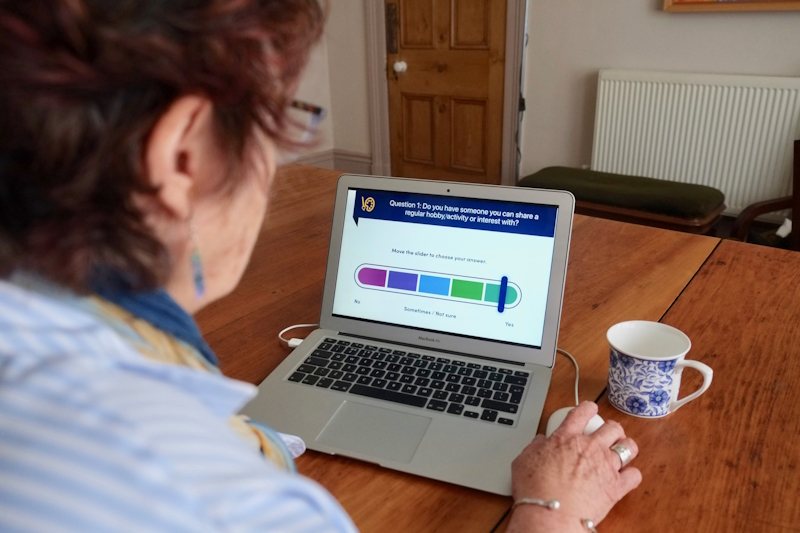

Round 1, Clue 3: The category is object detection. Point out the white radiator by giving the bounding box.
[592,69,800,214]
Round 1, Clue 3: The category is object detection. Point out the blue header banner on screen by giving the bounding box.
[352,190,557,238]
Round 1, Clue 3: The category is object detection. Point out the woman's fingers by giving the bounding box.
[553,401,598,437]
[591,419,625,447]
[617,466,643,494]
[608,437,639,469]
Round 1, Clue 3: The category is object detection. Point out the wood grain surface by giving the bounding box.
[597,240,800,533]
[195,165,721,533]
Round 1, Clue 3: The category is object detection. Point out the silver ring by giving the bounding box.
[610,443,633,469]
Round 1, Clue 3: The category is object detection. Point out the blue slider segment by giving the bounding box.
[418,275,450,296]
[498,276,509,313]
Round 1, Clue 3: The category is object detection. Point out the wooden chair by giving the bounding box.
[732,140,800,251]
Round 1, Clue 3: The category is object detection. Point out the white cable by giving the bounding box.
[278,323,318,349]
[556,348,580,407]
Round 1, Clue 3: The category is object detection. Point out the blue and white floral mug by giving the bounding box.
[606,321,713,418]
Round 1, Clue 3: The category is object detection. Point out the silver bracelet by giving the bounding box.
[512,498,598,532]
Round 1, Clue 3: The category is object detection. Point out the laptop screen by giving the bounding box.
[331,189,559,349]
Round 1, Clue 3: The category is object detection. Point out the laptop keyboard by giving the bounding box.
[286,337,530,426]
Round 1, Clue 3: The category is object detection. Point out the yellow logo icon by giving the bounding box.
[362,196,376,213]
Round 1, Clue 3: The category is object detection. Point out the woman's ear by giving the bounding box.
[143,95,215,220]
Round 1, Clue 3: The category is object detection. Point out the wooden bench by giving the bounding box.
[518,167,726,234]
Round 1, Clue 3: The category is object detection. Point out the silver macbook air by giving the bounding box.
[241,174,574,495]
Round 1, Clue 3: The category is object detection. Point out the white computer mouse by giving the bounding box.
[545,407,605,437]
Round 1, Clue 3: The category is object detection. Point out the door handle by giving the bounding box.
[393,61,408,74]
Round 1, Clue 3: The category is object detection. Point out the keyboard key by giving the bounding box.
[510,385,524,394]
[344,347,359,355]
[388,363,402,372]
[511,393,523,404]
[461,386,477,396]
[386,354,400,363]
[336,340,351,346]
[370,369,386,378]
[468,363,482,369]
[288,372,305,382]
[464,411,479,419]
[514,371,530,378]
[489,372,504,381]
[492,382,509,392]
[386,372,400,381]
[498,368,513,375]
[359,358,372,367]
[400,375,414,384]
[400,357,413,366]
[328,361,343,370]
[504,375,528,386]
[401,384,417,394]
[422,355,435,361]
[356,367,370,376]
[498,418,514,426]
[432,371,446,380]
[343,364,357,373]
[329,370,344,380]
[452,361,465,367]
[343,373,358,382]
[372,379,388,388]
[316,378,334,388]
[415,377,430,387]
[306,356,329,367]
[313,367,330,377]
[302,375,319,385]
[323,339,336,344]
[350,384,427,407]
[431,380,445,390]
[401,366,416,375]
[357,376,372,385]
[494,391,510,402]
[358,349,373,357]
[394,350,407,356]
[319,342,334,350]
[331,353,345,362]
[478,379,492,388]
[351,343,364,348]
[379,347,392,353]
[365,345,378,350]
[481,409,498,422]
[462,377,476,386]
[458,367,472,376]
[297,364,316,374]
[417,387,432,397]
[415,368,431,377]
[447,403,464,415]
[446,374,460,383]
[331,345,346,353]
[312,349,333,359]
[433,390,448,400]
[373,361,388,370]
[371,352,386,361]
[474,370,488,379]
[408,353,421,359]
[387,382,402,391]
[444,365,457,373]
[449,393,465,403]
[427,400,447,412]
[477,388,493,398]
[465,396,481,406]
[413,359,428,368]
[429,363,443,371]
[481,399,519,414]
[482,365,497,371]
[445,383,460,392]
[331,381,351,392]
[345,355,359,364]
[437,357,451,363]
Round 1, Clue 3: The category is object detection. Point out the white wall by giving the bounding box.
[326,0,372,156]
[519,0,800,178]
[294,35,335,155]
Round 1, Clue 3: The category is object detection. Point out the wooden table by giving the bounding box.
[197,165,735,532]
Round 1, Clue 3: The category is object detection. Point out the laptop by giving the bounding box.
[241,174,574,495]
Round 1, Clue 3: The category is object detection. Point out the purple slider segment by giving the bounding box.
[358,267,387,287]
[387,271,418,291]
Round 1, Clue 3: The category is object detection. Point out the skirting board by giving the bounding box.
[293,149,373,175]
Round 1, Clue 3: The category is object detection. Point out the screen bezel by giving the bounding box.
[319,174,575,369]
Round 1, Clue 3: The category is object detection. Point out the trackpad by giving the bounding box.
[316,401,431,464]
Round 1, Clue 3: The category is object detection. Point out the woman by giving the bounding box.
[0,1,641,532]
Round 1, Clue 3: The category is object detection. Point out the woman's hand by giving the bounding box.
[508,402,642,532]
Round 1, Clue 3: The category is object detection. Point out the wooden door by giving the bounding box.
[386,0,507,184]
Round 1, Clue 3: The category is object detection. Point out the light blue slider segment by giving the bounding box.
[418,275,450,296]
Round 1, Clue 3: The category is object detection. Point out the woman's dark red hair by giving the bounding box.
[0,0,323,292]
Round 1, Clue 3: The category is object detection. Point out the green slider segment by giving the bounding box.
[450,279,484,301]
[484,283,518,305]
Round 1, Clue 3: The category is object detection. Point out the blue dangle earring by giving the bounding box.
[189,223,206,300]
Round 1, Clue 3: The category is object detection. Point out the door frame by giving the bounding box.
[365,0,527,186]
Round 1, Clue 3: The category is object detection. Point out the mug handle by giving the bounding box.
[669,360,713,413]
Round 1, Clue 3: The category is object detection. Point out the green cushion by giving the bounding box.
[518,167,725,220]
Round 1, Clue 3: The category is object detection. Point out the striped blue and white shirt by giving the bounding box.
[0,279,358,533]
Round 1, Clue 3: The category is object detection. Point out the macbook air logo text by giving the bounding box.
[418,336,440,343]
